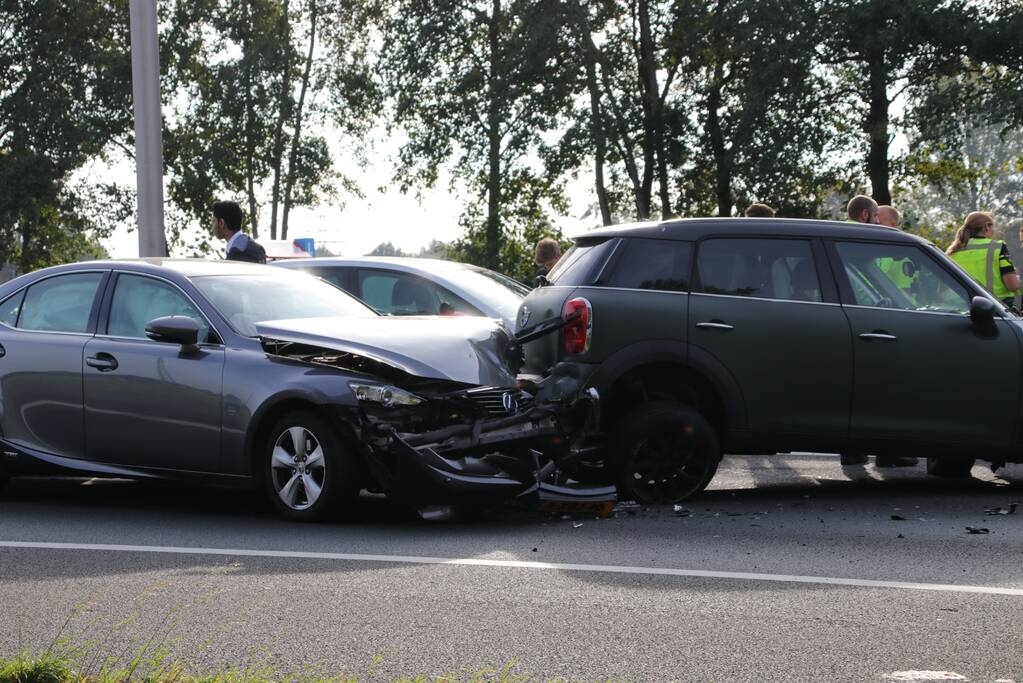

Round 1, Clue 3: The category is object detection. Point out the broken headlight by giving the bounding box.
[349,382,424,408]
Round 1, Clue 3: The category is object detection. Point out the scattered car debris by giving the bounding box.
[984,503,1018,516]
[891,514,908,521]
[965,526,991,534]
[572,522,584,528]
[673,504,690,517]
[611,500,642,518]
[896,534,905,539]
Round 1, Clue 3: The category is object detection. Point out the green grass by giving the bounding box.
[0,653,624,683]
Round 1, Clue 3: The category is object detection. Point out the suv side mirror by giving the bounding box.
[969,296,998,332]
[145,315,200,352]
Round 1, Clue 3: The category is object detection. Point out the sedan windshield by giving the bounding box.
[193,273,376,336]
[439,265,529,322]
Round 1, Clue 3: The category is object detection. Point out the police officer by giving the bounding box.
[946,211,1020,308]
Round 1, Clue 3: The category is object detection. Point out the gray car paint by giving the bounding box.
[254,315,519,387]
[0,259,518,483]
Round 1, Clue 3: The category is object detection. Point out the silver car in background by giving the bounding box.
[273,257,531,331]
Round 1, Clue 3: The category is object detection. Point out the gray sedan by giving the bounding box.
[0,260,606,520]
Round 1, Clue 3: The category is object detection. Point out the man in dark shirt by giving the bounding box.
[211,200,266,264]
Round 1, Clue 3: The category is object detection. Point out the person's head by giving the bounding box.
[534,237,561,270]
[744,203,775,218]
[947,211,996,255]
[211,201,243,241]
[877,205,902,229]
[846,195,879,224]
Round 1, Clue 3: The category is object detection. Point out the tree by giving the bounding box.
[0,0,133,272]
[671,0,844,217]
[365,241,407,257]
[162,0,377,252]
[382,0,569,270]
[817,0,1003,206]
[547,0,682,223]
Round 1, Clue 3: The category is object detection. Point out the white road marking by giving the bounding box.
[1,540,1021,596]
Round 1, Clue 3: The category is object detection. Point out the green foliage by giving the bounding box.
[0,0,133,272]
[447,170,567,284]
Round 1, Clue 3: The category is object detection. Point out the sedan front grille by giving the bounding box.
[463,387,533,417]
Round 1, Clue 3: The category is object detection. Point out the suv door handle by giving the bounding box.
[696,321,734,331]
[858,332,897,342]
[86,353,118,371]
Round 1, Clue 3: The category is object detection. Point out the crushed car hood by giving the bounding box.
[257,315,520,387]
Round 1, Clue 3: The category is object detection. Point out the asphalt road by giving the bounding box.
[1,455,1021,682]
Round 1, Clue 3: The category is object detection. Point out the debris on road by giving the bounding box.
[572,521,584,528]
[891,514,908,521]
[611,500,642,518]
[965,526,991,535]
[984,503,1018,516]
[673,504,691,517]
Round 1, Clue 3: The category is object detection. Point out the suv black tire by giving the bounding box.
[612,401,720,504]
[262,411,360,521]
[926,456,976,478]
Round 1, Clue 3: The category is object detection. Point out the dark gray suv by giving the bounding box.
[519,218,1020,503]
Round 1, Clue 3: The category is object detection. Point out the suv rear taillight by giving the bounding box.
[562,297,592,355]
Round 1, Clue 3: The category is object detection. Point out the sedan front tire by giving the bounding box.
[263,411,359,521]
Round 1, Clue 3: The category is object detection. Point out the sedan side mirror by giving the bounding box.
[145,315,200,352]
[969,296,998,333]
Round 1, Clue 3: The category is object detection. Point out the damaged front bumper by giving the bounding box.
[354,382,614,506]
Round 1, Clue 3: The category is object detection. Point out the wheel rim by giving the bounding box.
[625,428,711,503]
[270,426,326,511]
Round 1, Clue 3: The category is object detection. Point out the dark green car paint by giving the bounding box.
[520,218,1023,462]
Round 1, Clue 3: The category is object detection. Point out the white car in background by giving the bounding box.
[273,257,531,331]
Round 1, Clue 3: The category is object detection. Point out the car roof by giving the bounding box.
[574,217,926,245]
[15,258,285,280]
[276,256,478,273]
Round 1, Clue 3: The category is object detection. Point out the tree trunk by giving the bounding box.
[637,0,670,219]
[282,0,318,241]
[866,49,891,206]
[706,78,732,216]
[635,0,657,220]
[575,3,611,225]
[242,0,260,239]
[485,0,502,270]
[269,0,293,240]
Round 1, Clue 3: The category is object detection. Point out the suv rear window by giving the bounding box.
[604,238,692,291]
[547,238,616,286]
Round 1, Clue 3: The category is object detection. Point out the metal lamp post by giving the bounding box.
[129,0,167,258]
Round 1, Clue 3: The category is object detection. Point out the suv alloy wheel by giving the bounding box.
[612,401,720,504]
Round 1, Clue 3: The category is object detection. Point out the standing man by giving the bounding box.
[534,237,562,285]
[841,195,918,468]
[211,200,266,264]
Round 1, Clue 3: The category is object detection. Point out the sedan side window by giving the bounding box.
[18,273,104,333]
[697,238,822,303]
[357,271,480,317]
[834,242,970,314]
[0,290,25,327]
[107,274,213,343]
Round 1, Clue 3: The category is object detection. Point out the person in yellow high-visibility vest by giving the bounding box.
[946,211,1021,307]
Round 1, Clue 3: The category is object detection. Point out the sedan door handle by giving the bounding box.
[86,353,119,371]
[858,332,897,342]
[696,321,735,331]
